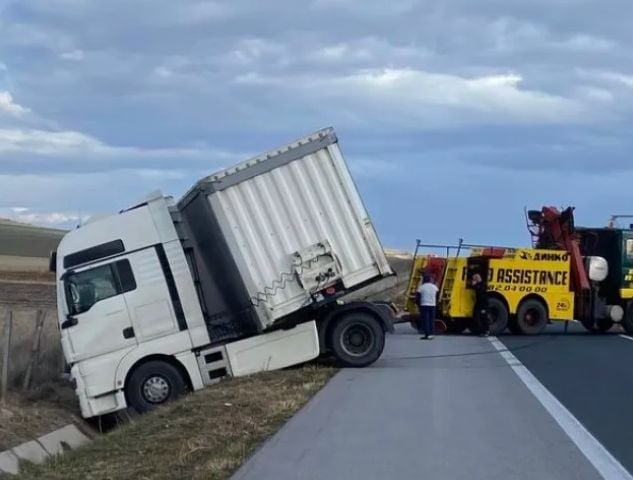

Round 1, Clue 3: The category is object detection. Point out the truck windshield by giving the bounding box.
[65,264,119,315]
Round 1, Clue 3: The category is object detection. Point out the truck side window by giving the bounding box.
[116,259,137,293]
[65,259,136,314]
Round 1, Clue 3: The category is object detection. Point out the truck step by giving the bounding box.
[196,346,231,386]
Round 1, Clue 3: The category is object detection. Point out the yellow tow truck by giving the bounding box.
[405,243,575,335]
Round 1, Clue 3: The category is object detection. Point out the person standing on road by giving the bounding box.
[416,275,439,340]
[471,273,490,336]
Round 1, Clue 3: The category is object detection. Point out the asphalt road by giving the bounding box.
[232,324,627,480]
[500,323,633,476]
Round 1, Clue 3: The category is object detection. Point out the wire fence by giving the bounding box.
[0,307,65,404]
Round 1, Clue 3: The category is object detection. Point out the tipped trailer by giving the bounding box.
[52,128,394,418]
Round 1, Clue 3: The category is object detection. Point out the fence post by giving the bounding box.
[1,310,13,403]
[23,309,46,391]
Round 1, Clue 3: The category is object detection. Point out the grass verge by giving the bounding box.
[14,365,336,480]
[0,382,79,451]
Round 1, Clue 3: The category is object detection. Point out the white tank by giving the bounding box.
[585,256,609,282]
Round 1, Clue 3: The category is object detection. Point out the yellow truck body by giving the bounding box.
[440,248,575,321]
[405,247,576,334]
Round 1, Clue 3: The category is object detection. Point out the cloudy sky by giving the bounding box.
[1,0,632,250]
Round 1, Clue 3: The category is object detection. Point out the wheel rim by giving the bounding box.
[142,375,170,404]
[340,323,374,357]
[523,308,542,327]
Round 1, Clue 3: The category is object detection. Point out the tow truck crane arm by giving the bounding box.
[528,206,590,294]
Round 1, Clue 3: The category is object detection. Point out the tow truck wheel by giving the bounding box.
[507,316,521,335]
[487,298,509,335]
[580,318,614,333]
[329,312,385,368]
[516,299,548,335]
[127,360,188,414]
[596,319,614,333]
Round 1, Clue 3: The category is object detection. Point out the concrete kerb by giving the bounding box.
[38,424,91,455]
[0,451,19,476]
[0,423,92,475]
[11,441,49,465]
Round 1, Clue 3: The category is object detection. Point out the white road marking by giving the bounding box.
[619,335,633,342]
[489,336,633,480]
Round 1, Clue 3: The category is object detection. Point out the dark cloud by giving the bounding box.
[0,0,632,236]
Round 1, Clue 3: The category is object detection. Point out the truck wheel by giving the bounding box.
[487,298,509,335]
[507,316,521,335]
[597,319,614,333]
[126,360,188,414]
[581,317,614,333]
[516,299,548,335]
[623,302,633,335]
[329,312,385,368]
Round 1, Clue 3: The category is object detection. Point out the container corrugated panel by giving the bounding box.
[182,128,392,328]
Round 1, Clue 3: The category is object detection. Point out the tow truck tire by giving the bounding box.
[596,318,614,333]
[507,316,521,335]
[127,360,188,414]
[329,312,385,368]
[487,298,509,335]
[623,302,633,335]
[516,299,548,335]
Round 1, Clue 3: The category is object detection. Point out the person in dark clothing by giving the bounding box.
[471,273,490,336]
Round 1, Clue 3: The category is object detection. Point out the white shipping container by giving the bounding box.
[180,128,392,329]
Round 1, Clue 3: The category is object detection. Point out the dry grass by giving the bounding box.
[0,386,79,451]
[15,366,336,480]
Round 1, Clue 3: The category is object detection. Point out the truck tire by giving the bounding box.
[487,298,509,335]
[623,302,633,335]
[597,318,614,333]
[126,360,188,414]
[581,318,614,334]
[516,299,548,335]
[507,316,521,335]
[329,312,385,368]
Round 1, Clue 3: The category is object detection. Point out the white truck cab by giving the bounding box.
[53,129,394,418]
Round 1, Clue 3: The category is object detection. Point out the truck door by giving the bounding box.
[62,258,138,363]
[466,257,490,289]
[120,246,183,343]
